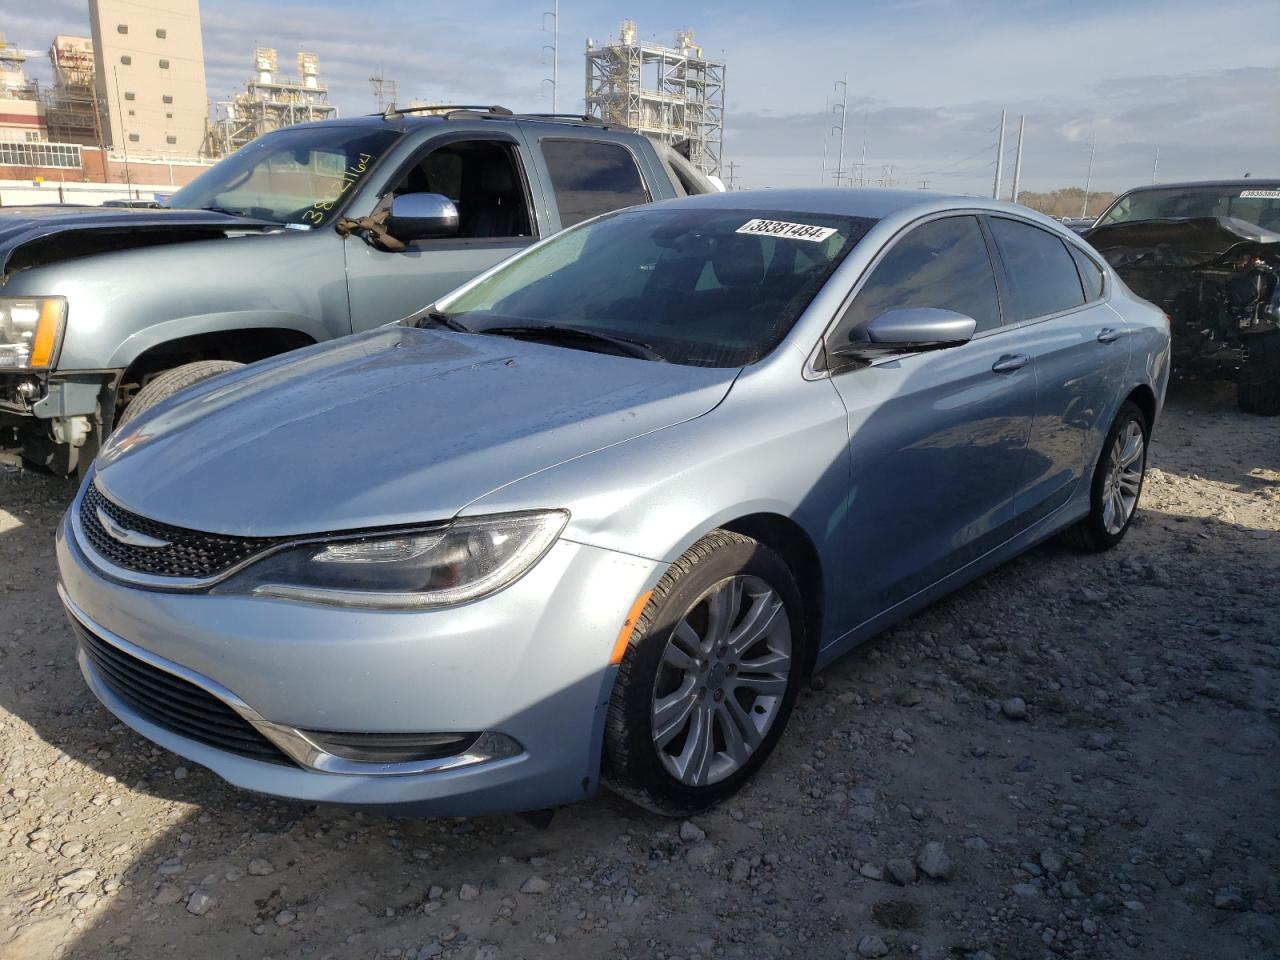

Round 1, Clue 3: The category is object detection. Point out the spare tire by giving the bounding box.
[116,360,244,428]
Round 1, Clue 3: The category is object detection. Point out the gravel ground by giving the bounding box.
[1,381,1277,960]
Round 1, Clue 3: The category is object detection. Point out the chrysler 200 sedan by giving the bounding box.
[57,189,1170,816]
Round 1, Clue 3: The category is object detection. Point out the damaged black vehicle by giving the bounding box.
[1085,179,1280,414]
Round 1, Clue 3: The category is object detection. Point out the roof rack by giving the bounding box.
[379,103,514,120]
[376,104,612,129]
[508,113,609,128]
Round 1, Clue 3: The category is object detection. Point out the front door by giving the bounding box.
[825,214,1037,630]
[344,135,542,329]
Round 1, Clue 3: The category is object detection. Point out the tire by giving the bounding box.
[602,530,808,816]
[116,360,243,428]
[1063,400,1149,552]
[1238,330,1280,416]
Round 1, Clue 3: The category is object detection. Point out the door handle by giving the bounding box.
[1097,327,1120,343]
[991,353,1031,373]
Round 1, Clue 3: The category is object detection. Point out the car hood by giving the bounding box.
[1085,216,1280,271]
[0,206,278,277]
[93,326,737,537]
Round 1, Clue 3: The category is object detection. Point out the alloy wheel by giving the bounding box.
[1102,418,1145,535]
[650,575,792,787]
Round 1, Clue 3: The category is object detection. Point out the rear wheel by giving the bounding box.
[1063,400,1148,552]
[1238,330,1280,416]
[115,360,243,428]
[603,530,807,816]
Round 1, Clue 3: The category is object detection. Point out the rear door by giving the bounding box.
[986,216,1131,523]
[825,214,1038,629]
[344,129,544,329]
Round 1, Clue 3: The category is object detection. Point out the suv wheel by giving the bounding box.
[1238,330,1280,416]
[603,531,807,816]
[116,360,243,428]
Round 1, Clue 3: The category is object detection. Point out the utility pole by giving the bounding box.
[833,74,848,187]
[542,1,559,112]
[112,65,133,194]
[820,137,828,186]
[1010,113,1025,203]
[992,108,1006,200]
[1081,127,1096,218]
[725,160,739,191]
[1151,146,1160,184]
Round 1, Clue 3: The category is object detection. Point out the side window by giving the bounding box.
[989,218,1085,320]
[836,215,1002,341]
[1068,244,1105,301]
[541,139,650,227]
[389,139,532,240]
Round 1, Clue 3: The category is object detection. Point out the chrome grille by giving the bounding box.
[79,483,277,580]
[72,618,292,766]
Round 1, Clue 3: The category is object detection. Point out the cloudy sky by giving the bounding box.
[10,0,1279,195]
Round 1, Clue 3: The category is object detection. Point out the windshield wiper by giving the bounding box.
[467,321,665,362]
[198,204,251,218]
[410,310,471,332]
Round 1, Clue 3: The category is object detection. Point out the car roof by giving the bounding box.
[1116,178,1280,195]
[645,187,1033,221]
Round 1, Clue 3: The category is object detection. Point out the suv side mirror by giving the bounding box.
[387,192,459,242]
[831,307,977,362]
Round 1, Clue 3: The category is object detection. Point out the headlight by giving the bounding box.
[218,510,569,608]
[0,297,67,370]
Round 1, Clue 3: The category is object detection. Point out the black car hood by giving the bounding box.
[1085,216,1280,270]
[0,206,279,277]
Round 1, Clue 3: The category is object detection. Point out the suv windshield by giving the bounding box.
[170,125,401,226]
[1095,185,1280,231]
[430,206,875,367]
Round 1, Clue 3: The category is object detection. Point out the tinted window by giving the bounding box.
[1069,245,1105,301]
[541,139,650,227]
[990,218,1085,320]
[432,207,876,367]
[838,215,1001,339]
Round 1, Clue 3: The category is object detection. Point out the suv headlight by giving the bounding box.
[0,297,67,370]
[217,510,569,608]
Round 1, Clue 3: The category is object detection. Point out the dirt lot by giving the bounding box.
[1,381,1277,960]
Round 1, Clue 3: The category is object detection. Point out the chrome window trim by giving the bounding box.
[804,207,1114,380]
[61,585,522,777]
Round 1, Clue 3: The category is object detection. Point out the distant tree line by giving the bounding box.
[1016,187,1118,219]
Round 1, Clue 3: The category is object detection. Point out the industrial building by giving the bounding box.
[46,35,103,147]
[88,0,210,157]
[585,21,725,177]
[0,34,46,142]
[211,48,337,155]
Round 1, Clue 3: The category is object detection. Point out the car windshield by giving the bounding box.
[169,125,401,226]
[430,206,876,367]
[1094,185,1280,231]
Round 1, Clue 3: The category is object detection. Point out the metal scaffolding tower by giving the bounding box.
[45,36,105,147]
[584,21,725,176]
[211,49,338,156]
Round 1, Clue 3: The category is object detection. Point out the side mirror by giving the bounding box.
[387,192,459,242]
[832,307,977,362]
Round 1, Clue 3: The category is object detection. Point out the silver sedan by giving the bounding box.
[57,189,1170,815]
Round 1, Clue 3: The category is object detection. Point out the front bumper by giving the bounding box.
[56,511,662,815]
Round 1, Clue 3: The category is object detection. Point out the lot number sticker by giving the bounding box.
[736,218,838,242]
[1240,190,1280,199]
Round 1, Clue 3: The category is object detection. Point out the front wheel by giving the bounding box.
[1063,400,1149,552]
[115,360,244,428]
[1238,330,1280,416]
[603,531,807,816]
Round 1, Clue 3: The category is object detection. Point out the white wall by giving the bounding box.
[0,179,173,206]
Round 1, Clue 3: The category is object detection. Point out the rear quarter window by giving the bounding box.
[1068,245,1105,301]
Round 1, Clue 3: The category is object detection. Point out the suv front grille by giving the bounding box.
[79,483,277,580]
[73,619,292,766]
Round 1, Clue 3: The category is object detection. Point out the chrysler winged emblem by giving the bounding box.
[96,507,172,549]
